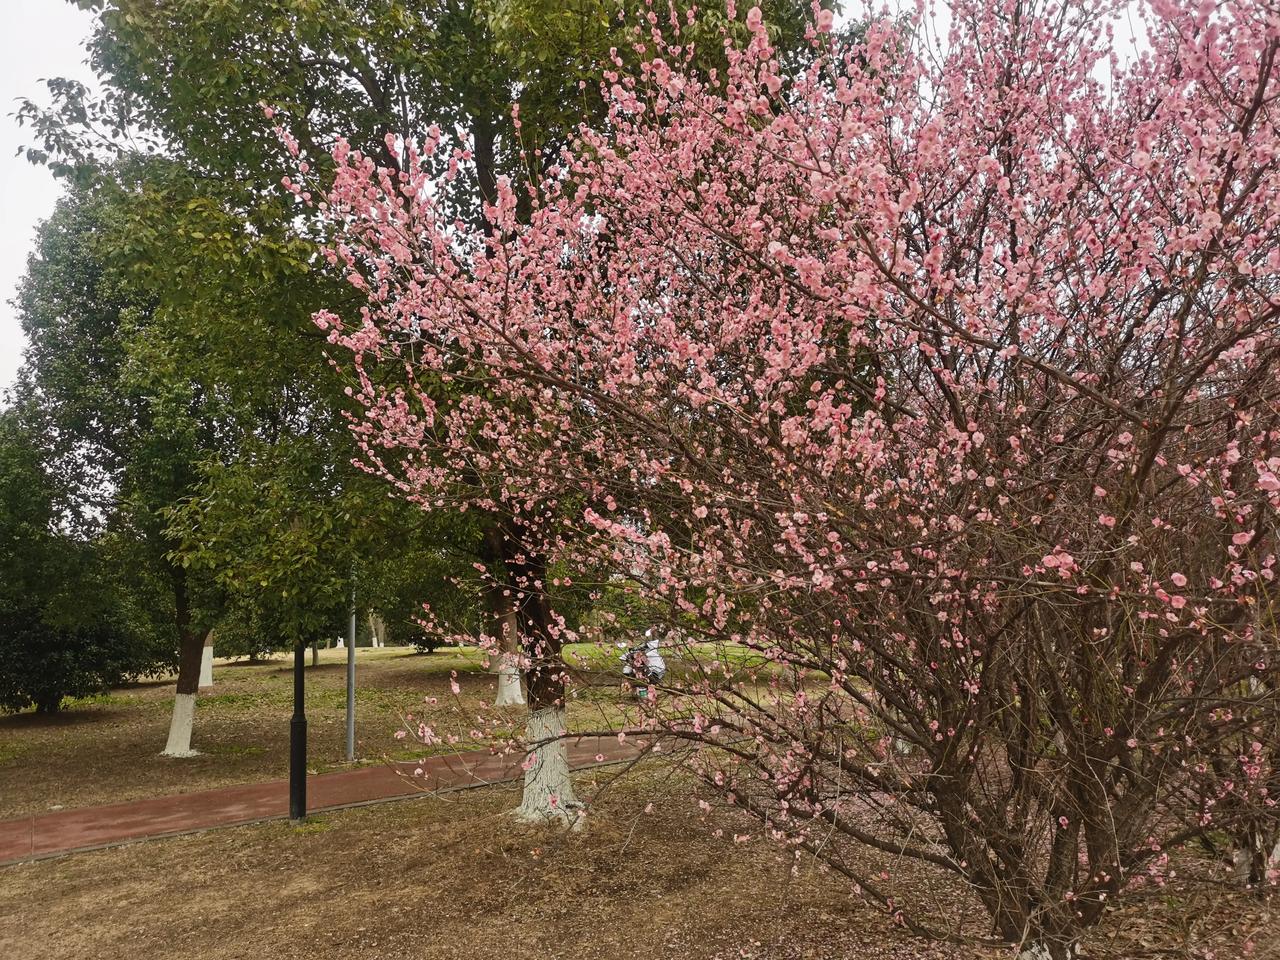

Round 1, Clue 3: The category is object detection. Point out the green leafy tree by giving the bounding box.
[0,407,171,713]
[20,0,831,806]
[168,437,361,650]
[13,177,226,743]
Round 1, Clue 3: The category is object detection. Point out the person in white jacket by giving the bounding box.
[621,628,667,698]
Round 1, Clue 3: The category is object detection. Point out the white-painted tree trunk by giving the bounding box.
[1233,846,1251,881]
[311,642,319,667]
[495,664,525,706]
[493,609,525,706]
[1231,833,1280,884]
[1016,941,1076,960]
[162,692,199,757]
[514,706,582,828]
[198,640,214,688]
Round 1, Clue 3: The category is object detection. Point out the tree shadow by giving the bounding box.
[117,678,174,691]
[0,707,116,730]
[268,661,348,676]
[223,657,284,668]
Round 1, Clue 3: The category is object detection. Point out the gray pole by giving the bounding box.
[345,584,356,762]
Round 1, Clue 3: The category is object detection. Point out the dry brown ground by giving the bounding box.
[0,770,991,960]
[1,647,1277,959]
[0,769,1275,960]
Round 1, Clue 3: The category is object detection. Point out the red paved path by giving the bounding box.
[0,735,638,866]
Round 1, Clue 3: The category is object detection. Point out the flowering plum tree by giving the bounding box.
[313,1,1280,955]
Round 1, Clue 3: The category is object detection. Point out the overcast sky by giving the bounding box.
[0,1,98,395]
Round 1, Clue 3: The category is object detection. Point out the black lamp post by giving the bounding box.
[289,639,307,821]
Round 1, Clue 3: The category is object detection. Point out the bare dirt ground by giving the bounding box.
[0,768,1275,960]
[0,770,979,960]
[1,646,1276,960]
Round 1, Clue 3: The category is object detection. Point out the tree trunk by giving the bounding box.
[367,613,386,648]
[198,632,214,688]
[515,704,581,826]
[1231,680,1280,889]
[164,630,205,757]
[310,641,319,667]
[162,569,205,758]
[496,522,580,826]
[1231,827,1280,888]
[496,661,525,706]
[1016,942,1078,960]
[493,592,525,707]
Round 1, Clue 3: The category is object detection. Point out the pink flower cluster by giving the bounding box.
[312,0,1280,952]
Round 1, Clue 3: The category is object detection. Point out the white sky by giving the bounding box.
[0,0,98,395]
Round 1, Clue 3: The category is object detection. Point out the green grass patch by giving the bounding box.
[205,742,266,758]
[62,692,140,710]
[0,738,30,765]
[287,817,332,834]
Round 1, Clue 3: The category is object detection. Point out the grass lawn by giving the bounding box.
[0,644,635,821]
[0,640,779,821]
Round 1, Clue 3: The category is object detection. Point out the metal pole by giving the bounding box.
[345,585,356,762]
[289,640,307,821]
